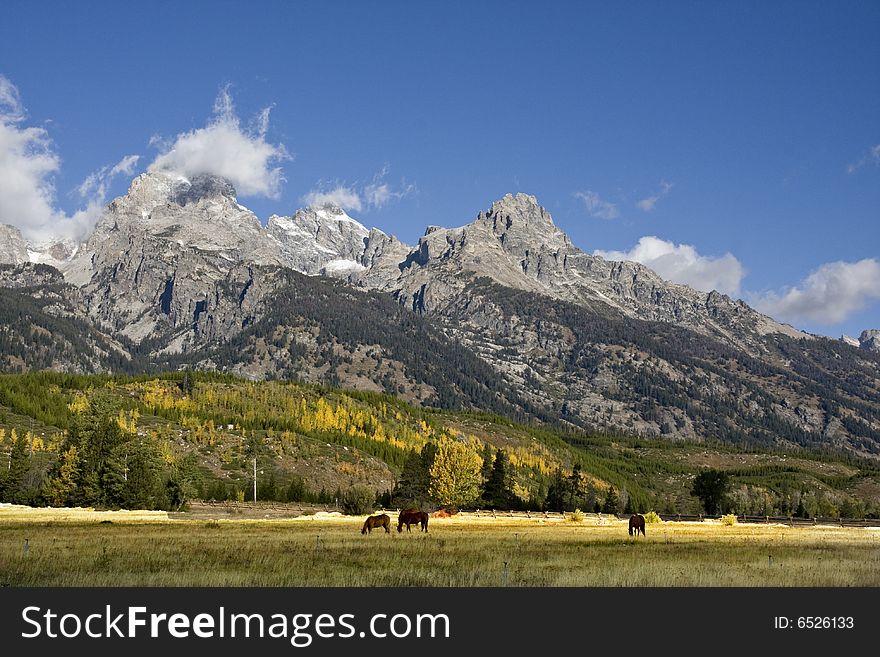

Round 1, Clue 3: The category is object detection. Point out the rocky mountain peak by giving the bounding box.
[267,204,373,275]
[112,171,238,217]
[859,329,880,352]
[488,192,544,218]
[478,192,571,254]
[0,224,29,265]
[171,174,237,206]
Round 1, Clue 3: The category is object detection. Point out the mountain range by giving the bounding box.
[2,171,879,457]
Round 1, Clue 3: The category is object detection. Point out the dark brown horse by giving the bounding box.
[361,513,391,534]
[628,514,646,536]
[398,508,429,533]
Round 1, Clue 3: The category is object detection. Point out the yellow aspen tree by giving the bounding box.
[428,436,483,508]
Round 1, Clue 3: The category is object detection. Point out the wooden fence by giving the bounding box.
[187,502,880,527]
[455,509,880,527]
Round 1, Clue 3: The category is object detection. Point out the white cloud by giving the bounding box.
[846,144,880,174]
[636,180,673,212]
[0,75,25,122]
[0,74,133,243]
[751,258,880,325]
[303,165,414,213]
[78,154,140,200]
[574,190,619,220]
[595,235,745,297]
[149,85,290,198]
[302,185,364,212]
[363,164,415,209]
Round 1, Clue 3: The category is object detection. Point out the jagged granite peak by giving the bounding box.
[0,224,29,265]
[841,335,861,348]
[369,192,804,353]
[268,204,371,275]
[171,174,237,206]
[81,170,282,264]
[64,170,284,342]
[860,329,880,352]
[268,204,413,279]
[479,192,571,254]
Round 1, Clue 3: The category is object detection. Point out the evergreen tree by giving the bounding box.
[257,470,278,501]
[394,443,436,509]
[545,467,572,512]
[483,449,514,509]
[166,453,202,511]
[691,469,730,515]
[180,369,194,396]
[795,492,807,518]
[61,394,127,505]
[103,439,163,509]
[568,463,585,509]
[286,475,308,502]
[602,486,619,514]
[0,430,30,503]
[479,443,494,490]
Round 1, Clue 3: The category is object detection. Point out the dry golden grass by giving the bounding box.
[1,506,878,586]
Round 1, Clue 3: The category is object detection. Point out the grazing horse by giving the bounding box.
[628,514,646,536]
[398,509,429,533]
[361,513,391,534]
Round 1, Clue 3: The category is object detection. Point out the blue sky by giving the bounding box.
[1,1,878,337]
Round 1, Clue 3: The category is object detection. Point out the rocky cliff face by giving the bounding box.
[0,225,29,265]
[860,330,880,353]
[268,205,370,275]
[61,172,285,347]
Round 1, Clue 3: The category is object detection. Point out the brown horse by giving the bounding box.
[397,508,429,533]
[361,513,391,534]
[628,514,646,536]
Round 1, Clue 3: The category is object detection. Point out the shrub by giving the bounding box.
[644,511,662,524]
[720,514,738,526]
[568,508,585,522]
[341,485,376,515]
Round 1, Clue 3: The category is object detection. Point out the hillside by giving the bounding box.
[0,372,877,518]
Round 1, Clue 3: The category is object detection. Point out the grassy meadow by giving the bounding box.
[1,506,878,587]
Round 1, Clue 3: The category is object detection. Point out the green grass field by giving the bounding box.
[2,507,878,586]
